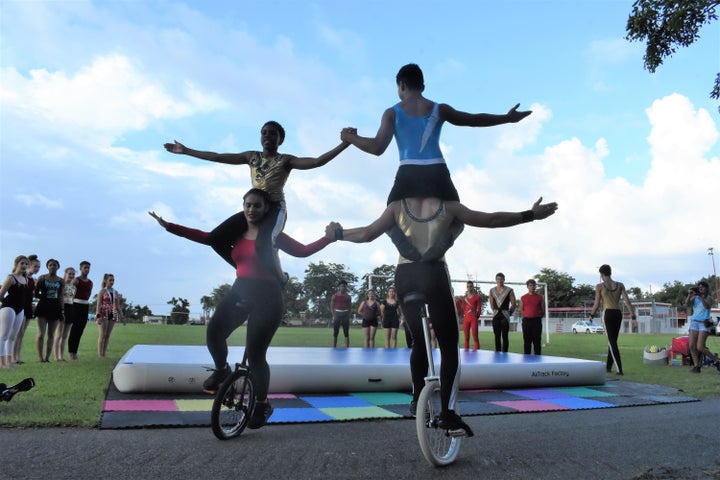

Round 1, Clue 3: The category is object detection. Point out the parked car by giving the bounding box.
[571,320,605,334]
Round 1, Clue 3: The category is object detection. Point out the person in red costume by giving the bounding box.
[461,281,482,351]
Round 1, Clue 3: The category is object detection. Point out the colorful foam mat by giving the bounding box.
[100,380,697,429]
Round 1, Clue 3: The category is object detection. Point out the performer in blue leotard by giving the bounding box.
[340,63,532,204]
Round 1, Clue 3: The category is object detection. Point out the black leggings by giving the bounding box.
[68,303,89,354]
[603,309,623,373]
[522,317,542,355]
[395,262,459,413]
[332,311,350,338]
[206,277,283,401]
[492,314,510,352]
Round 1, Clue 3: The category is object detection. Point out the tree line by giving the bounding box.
[128,263,716,325]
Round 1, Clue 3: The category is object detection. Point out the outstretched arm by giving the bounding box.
[148,211,211,245]
[440,103,531,127]
[340,108,395,156]
[447,197,557,229]
[326,205,396,244]
[163,140,253,165]
[289,141,352,170]
[275,233,334,257]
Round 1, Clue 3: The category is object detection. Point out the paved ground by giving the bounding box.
[3,392,719,479]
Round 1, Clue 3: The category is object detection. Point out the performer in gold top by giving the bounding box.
[164,121,351,281]
[326,195,558,435]
[588,264,636,376]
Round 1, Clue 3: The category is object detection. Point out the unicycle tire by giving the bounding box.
[211,369,256,440]
[415,380,461,466]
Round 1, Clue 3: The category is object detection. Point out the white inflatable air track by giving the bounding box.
[112,345,605,393]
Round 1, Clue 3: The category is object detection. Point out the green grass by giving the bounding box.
[2,323,718,428]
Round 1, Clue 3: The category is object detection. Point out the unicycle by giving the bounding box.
[405,292,466,467]
[210,350,256,440]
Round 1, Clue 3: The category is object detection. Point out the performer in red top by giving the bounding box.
[330,280,352,348]
[149,188,336,430]
[461,281,482,351]
[520,279,545,355]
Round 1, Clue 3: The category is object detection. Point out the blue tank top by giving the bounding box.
[690,296,710,321]
[393,103,444,165]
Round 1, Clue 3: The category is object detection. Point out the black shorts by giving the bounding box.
[387,163,459,204]
[362,318,378,328]
[382,316,400,329]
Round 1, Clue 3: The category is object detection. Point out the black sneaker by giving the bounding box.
[202,364,230,394]
[409,400,417,417]
[690,366,701,373]
[248,401,274,429]
[436,410,474,437]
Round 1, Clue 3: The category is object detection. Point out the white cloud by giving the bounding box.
[14,193,63,209]
[1,55,227,143]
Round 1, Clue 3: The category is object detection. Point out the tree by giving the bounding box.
[572,283,596,307]
[302,261,358,319]
[627,286,644,300]
[535,268,577,307]
[361,264,396,297]
[167,297,190,325]
[200,295,213,321]
[652,280,693,311]
[626,0,720,99]
[283,276,308,319]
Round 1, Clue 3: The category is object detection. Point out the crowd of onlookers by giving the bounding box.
[330,274,547,355]
[0,255,121,369]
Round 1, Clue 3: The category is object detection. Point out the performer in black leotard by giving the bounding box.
[150,188,337,429]
[327,195,558,434]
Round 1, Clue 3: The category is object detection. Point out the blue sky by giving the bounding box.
[1,0,718,317]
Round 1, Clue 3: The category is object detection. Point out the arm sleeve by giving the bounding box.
[165,223,212,245]
[276,234,332,257]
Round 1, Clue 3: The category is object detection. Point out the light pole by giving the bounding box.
[709,247,719,308]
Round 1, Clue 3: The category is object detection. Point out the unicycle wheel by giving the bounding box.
[415,380,461,466]
[211,369,255,440]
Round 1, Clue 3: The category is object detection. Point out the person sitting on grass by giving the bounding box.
[149,188,338,429]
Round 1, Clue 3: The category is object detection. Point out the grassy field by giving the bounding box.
[2,322,719,428]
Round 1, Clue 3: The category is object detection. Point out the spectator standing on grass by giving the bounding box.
[685,280,720,373]
[68,261,93,361]
[588,264,636,376]
[489,273,515,353]
[330,280,352,348]
[54,267,76,362]
[95,273,121,358]
[520,279,544,355]
[13,254,39,365]
[358,290,381,348]
[0,256,29,369]
[34,259,64,363]
[381,287,401,348]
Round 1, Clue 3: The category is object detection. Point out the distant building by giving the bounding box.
[546,300,684,335]
[142,315,167,325]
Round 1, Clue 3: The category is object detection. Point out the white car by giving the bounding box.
[571,320,605,334]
